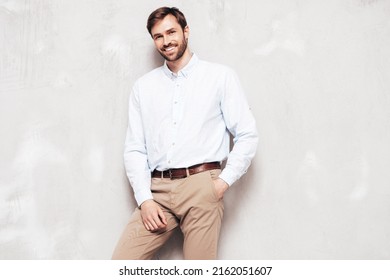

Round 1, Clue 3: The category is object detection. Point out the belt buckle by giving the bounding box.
[168,169,173,179]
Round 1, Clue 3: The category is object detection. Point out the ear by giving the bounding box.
[184,25,190,40]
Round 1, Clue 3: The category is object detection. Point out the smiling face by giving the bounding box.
[151,14,190,62]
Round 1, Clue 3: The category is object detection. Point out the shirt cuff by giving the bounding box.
[219,168,241,187]
[134,188,154,207]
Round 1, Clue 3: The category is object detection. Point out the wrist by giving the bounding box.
[217,177,230,188]
[139,199,153,210]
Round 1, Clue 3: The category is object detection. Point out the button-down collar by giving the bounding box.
[163,53,199,79]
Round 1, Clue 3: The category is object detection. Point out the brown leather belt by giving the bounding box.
[151,161,221,180]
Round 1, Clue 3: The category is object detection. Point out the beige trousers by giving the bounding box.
[111,169,224,260]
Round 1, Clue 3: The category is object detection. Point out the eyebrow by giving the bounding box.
[152,28,177,39]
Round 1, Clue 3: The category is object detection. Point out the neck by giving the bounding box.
[166,48,192,74]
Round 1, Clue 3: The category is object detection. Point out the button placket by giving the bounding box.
[167,77,182,167]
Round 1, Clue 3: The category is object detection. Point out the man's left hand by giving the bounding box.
[213,178,229,200]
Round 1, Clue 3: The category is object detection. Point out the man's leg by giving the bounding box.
[112,178,179,260]
[176,169,224,260]
[111,205,178,260]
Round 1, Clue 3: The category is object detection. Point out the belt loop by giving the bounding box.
[161,171,163,179]
[186,168,190,177]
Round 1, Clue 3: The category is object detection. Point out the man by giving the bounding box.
[112,6,258,260]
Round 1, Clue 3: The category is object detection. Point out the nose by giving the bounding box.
[163,35,170,47]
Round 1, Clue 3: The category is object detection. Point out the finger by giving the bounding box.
[143,213,158,230]
[142,220,150,231]
[157,208,168,225]
[150,220,160,232]
[152,215,166,230]
[148,218,159,231]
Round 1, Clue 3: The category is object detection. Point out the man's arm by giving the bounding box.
[218,68,259,187]
[124,84,167,231]
[124,84,153,206]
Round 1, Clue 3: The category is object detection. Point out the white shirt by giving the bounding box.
[124,54,258,206]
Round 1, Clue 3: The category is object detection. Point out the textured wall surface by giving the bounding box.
[1,0,390,259]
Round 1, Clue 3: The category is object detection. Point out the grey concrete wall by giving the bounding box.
[1,0,390,259]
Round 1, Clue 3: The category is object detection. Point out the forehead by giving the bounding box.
[151,14,181,35]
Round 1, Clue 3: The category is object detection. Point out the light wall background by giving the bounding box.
[1,0,390,259]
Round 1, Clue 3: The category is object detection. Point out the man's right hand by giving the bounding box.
[139,200,168,232]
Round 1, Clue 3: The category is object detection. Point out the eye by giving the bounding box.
[168,30,176,35]
[154,35,162,40]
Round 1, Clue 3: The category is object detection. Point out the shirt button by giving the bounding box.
[168,160,171,164]
[172,142,175,146]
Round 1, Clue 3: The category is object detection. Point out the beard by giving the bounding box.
[159,37,188,62]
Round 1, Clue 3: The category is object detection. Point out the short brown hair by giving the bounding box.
[147,7,187,36]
